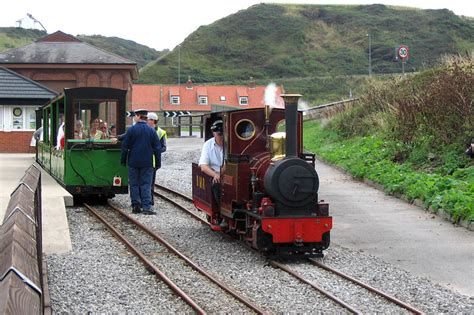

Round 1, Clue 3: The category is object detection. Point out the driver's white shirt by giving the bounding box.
[198,137,223,173]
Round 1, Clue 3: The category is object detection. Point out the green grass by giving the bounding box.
[303,122,474,221]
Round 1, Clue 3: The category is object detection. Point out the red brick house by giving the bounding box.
[131,79,284,121]
[0,31,138,152]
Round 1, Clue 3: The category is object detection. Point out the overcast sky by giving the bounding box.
[1,0,472,50]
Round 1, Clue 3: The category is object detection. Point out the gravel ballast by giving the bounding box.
[46,144,474,313]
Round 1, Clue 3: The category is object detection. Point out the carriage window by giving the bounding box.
[235,119,255,140]
[73,100,118,140]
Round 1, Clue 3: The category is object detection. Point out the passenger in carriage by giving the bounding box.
[99,121,110,139]
[56,114,65,150]
[109,124,116,137]
[87,117,103,140]
[198,120,224,207]
[74,120,84,139]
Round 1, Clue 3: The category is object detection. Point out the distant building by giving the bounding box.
[0,30,138,153]
[131,78,284,124]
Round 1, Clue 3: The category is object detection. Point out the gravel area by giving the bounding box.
[46,146,474,313]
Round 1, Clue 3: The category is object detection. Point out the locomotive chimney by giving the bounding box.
[281,94,301,158]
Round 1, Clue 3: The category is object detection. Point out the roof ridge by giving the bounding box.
[80,41,137,65]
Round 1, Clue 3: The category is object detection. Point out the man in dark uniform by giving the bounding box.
[121,109,161,215]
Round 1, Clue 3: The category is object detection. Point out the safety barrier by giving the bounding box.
[0,164,50,314]
[303,98,359,121]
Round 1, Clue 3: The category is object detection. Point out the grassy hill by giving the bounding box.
[0,27,46,51]
[0,27,167,68]
[139,4,473,85]
[76,35,167,68]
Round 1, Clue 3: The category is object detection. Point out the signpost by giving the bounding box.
[397,45,409,75]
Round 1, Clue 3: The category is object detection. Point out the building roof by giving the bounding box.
[131,84,161,109]
[131,84,284,112]
[0,31,136,65]
[0,66,57,101]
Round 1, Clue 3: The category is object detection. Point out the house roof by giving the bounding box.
[131,84,285,112]
[0,66,57,101]
[131,84,161,110]
[0,31,136,65]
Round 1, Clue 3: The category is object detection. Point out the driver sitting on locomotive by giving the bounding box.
[198,120,224,207]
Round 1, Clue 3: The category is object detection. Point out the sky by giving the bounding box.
[1,0,472,51]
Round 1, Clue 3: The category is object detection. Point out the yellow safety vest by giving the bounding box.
[153,127,167,168]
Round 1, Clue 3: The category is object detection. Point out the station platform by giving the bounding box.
[0,153,73,254]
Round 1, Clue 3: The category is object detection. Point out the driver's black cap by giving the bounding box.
[210,120,223,133]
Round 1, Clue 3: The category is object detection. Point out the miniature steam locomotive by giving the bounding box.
[192,94,332,256]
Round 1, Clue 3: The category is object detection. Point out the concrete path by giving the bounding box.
[0,154,73,254]
[316,160,474,297]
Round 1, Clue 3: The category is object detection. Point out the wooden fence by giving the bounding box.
[0,164,50,314]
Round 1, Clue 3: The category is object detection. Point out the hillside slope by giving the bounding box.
[0,27,167,68]
[139,3,474,84]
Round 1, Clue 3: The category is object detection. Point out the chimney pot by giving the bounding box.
[186,75,193,89]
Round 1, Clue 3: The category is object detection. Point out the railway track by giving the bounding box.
[83,202,267,314]
[155,183,425,314]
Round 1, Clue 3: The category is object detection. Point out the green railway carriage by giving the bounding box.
[36,87,129,200]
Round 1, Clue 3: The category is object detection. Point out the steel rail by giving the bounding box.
[308,258,424,315]
[155,183,192,202]
[156,184,424,314]
[153,189,209,226]
[269,260,361,314]
[107,201,267,315]
[83,203,206,314]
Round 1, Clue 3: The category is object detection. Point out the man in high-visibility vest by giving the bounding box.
[147,112,167,206]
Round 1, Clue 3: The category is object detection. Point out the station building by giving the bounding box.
[0,30,138,153]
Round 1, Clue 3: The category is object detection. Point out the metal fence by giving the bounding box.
[0,164,50,314]
[302,98,359,121]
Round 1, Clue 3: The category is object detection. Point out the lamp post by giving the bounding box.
[366,33,372,76]
[177,44,181,85]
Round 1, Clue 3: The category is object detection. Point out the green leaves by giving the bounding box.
[304,121,474,221]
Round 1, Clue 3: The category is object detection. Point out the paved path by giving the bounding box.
[316,160,474,297]
[0,153,73,254]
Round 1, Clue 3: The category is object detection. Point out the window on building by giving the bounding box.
[220,96,226,102]
[198,96,208,105]
[26,107,37,130]
[9,106,38,130]
[170,96,180,105]
[239,96,249,105]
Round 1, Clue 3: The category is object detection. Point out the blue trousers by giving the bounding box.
[129,166,153,210]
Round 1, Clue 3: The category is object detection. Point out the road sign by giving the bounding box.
[398,45,409,60]
[164,111,191,118]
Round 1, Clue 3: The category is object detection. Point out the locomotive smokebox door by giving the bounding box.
[264,157,319,212]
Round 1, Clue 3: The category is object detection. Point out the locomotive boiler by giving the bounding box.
[192,94,332,256]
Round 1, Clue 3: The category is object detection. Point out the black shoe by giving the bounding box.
[141,209,156,215]
[132,205,142,214]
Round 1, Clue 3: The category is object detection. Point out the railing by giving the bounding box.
[302,98,359,121]
[0,164,50,314]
